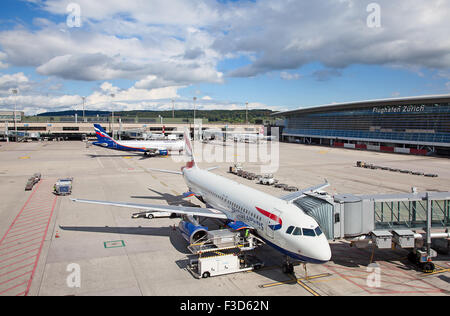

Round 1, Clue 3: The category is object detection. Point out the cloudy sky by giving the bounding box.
[0,0,449,115]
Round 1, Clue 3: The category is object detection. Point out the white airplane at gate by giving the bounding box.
[72,128,331,271]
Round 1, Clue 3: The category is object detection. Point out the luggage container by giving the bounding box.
[54,178,73,196]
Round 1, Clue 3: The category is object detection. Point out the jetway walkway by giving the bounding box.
[293,191,450,240]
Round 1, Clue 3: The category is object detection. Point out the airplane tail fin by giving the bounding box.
[94,124,113,141]
[183,128,196,169]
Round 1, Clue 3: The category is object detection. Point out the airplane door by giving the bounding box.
[265,209,281,239]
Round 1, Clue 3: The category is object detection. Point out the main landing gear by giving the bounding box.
[144,151,156,157]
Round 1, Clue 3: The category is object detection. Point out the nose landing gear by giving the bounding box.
[282,256,294,274]
[282,257,310,280]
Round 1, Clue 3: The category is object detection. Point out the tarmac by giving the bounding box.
[0,139,449,296]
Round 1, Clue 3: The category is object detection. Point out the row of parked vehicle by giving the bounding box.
[228,164,299,192]
[24,173,75,196]
[356,161,438,177]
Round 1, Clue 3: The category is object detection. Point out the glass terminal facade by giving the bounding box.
[277,96,450,155]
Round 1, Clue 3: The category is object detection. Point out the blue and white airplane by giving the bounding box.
[73,128,331,273]
[92,124,184,156]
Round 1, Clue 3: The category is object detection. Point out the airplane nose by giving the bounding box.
[308,237,331,263]
[317,243,332,262]
[316,237,332,262]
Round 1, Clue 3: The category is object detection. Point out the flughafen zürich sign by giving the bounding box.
[372,104,426,115]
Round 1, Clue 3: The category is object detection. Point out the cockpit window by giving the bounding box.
[286,226,294,234]
[303,228,316,237]
[293,227,302,236]
[315,226,323,236]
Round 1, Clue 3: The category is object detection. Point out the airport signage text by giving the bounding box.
[372,104,425,114]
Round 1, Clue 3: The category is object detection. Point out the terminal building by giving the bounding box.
[275,95,450,156]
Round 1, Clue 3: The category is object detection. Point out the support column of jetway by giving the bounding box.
[293,191,450,245]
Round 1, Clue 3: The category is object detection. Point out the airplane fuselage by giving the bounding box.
[93,139,184,154]
[183,167,332,264]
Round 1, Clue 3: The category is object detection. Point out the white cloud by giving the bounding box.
[0,52,8,69]
[218,0,450,77]
[41,0,221,26]
[5,0,450,83]
[0,72,31,94]
[3,0,450,112]
[0,78,283,115]
[0,16,223,85]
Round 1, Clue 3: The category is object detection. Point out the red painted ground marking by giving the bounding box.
[325,261,446,295]
[0,241,41,256]
[0,249,40,265]
[325,265,372,294]
[20,208,52,218]
[6,227,46,240]
[377,260,444,293]
[2,231,45,246]
[0,270,32,286]
[0,281,28,296]
[0,182,42,245]
[0,254,37,270]
[0,236,42,251]
[24,196,57,296]
[22,202,53,209]
[14,214,53,226]
[0,263,35,278]
[8,222,48,235]
[0,179,57,296]
[9,220,49,231]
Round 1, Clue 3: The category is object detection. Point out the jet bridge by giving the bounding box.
[292,190,450,240]
[293,190,450,271]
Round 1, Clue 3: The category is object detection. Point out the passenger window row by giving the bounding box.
[285,226,323,237]
[201,185,262,222]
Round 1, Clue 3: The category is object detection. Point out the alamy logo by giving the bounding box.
[66,263,81,288]
[367,3,381,28]
[67,3,82,28]
[366,263,381,288]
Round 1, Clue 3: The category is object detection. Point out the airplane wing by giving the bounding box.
[71,198,229,220]
[280,180,330,203]
[148,168,183,175]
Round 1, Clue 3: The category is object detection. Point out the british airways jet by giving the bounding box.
[73,128,331,273]
[92,124,184,156]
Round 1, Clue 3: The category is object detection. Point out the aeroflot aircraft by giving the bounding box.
[92,124,184,156]
[73,128,331,272]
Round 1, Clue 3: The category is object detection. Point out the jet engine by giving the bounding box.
[178,215,208,244]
